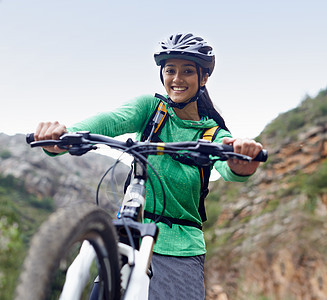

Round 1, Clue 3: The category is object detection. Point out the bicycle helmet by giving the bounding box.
[154,33,215,76]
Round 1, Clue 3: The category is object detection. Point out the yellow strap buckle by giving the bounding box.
[156,142,165,155]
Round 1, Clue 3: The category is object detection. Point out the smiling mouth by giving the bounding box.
[172,87,187,91]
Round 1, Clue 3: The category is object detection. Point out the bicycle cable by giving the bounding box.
[95,142,168,227]
[126,145,168,224]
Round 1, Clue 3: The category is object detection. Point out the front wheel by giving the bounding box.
[15,203,121,300]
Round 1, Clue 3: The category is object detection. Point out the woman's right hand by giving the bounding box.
[34,121,67,153]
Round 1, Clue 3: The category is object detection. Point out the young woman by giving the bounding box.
[35,33,263,299]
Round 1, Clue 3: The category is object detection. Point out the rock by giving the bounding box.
[0,133,130,211]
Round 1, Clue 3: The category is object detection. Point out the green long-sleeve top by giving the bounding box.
[69,94,249,256]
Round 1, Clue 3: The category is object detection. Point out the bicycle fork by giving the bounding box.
[114,177,159,299]
[118,236,155,299]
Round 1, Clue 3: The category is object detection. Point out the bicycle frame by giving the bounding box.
[60,241,97,299]
[60,236,155,299]
[60,163,158,299]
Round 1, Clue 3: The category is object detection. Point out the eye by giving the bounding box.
[184,68,195,74]
[164,68,175,75]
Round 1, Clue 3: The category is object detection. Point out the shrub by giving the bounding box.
[259,87,327,143]
[304,159,327,197]
[0,150,11,159]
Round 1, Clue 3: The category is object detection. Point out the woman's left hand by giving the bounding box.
[222,137,263,176]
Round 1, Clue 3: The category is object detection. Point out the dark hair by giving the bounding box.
[197,86,230,132]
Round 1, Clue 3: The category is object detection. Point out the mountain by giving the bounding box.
[204,88,327,299]
[0,133,130,209]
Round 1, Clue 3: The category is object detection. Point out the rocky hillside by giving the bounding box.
[204,89,327,299]
[0,133,130,211]
[0,133,131,299]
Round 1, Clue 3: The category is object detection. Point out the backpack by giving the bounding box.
[142,94,220,228]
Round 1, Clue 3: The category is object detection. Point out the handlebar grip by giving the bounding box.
[221,144,268,162]
[254,149,268,162]
[26,133,35,144]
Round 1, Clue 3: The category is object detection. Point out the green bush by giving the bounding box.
[0,175,24,192]
[289,159,327,213]
[0,150,11,159]
[0,217,24,300]
[260,87,327,143]
[287,112,305,131]
[303,159,327,197]
[0,174,54,299]
[28,195,54,211]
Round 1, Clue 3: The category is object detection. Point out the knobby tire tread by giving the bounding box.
[15,203,121,300]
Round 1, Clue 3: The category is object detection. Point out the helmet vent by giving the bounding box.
[198,46,213,54]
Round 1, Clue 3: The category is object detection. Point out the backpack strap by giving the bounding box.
[125,97,168,194]
[144,211,202,230]
[141,97,168,142]
[198,125,220,222]
[201,125,220,141]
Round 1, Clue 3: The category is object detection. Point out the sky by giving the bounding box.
[1,0,327,140]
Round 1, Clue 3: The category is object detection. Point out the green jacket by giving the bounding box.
[69,94,249,256]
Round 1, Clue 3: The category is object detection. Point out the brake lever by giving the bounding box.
[68,144,98,156]
[29,131,97,156]
[221,152,252,162]
[184,152,213,167]
[61,132,97,156]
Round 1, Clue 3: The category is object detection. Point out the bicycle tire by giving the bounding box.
[15,203,121,300]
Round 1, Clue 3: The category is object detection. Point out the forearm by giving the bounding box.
[214,161,251,182]
[68,95,157,137]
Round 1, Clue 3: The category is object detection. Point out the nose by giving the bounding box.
[172,71,184,83]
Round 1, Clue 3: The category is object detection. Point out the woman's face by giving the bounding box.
[162,58,208,104]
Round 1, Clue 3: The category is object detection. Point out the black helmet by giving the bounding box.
[154,33,215,76]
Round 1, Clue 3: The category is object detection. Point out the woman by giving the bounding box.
[35,33,263,299]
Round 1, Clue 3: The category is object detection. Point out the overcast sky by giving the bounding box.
[1,0,326,140]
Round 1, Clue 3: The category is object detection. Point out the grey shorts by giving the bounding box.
[148,253,205,300]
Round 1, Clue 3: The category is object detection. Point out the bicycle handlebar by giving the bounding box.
[26,131,268,163]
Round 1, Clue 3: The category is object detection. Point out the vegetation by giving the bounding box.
[0,149,12,159]
[0,175,54,300]
[303,159,327,197]
[258,87,327,142]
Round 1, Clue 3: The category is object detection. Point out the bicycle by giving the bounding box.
[15,131,267,300]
